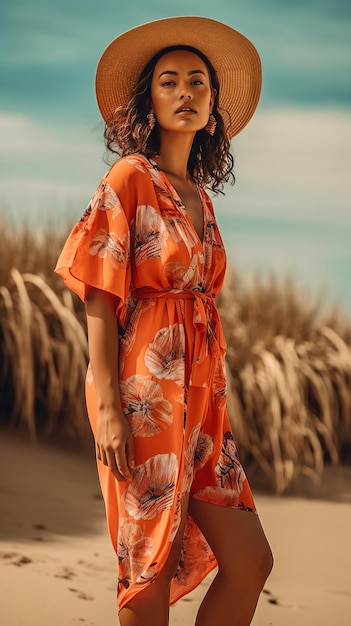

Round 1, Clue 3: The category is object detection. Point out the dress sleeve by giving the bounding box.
[55,176,130,309]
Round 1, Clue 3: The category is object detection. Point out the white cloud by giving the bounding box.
[0,112,107,223]
[216,107,351,223]
[0,113,103,163]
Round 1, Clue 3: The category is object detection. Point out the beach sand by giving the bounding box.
[1,430,350,626]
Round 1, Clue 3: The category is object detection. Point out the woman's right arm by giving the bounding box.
[85,286,134,481]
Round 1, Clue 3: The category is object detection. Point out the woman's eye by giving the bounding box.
[161,81,175,87]
[192,80,204,85]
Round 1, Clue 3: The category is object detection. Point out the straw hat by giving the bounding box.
[95,16,262,138]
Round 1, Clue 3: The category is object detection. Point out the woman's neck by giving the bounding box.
[155,131,195,181]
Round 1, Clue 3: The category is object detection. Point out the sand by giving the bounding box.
[1,430,350,626]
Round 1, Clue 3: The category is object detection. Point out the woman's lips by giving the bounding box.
[175,108,196,114]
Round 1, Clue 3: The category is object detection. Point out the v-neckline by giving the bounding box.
[146,155,205,247]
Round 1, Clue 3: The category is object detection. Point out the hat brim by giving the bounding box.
[95,16,262,139]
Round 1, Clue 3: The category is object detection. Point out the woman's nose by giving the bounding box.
[179,83,192,99]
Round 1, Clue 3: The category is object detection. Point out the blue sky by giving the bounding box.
[1,0,351,310]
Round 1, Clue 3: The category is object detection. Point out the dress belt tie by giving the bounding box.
[131,288,226,387]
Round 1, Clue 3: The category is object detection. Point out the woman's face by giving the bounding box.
[150,49,214,135]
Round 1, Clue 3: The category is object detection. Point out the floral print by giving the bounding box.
[194,430,214,473]
[164,252,204,290]
[124,453,178,520]
[55,153,256,611]
[144,323,185,385]
[89,228,129,268]
[181,424,201,495]
[133,204,168,266]
[120,375,173,437]
[81,180,122,221]
[119,299,155,373]
[162,206,198,257]
[118,521,154,588]
[192,485,243,507]
[213,356,228,410]
[174,515,216,587]
[216,431,246,493]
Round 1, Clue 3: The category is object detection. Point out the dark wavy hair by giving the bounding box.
[104,45,235,193]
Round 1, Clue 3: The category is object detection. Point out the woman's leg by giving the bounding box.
[189,499,273,626]
[119,494,189,626]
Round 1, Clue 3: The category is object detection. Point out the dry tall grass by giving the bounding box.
[218,269,351,492]
[0,220,350,491]
[0,220,89,442]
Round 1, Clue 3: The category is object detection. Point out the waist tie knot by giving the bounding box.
[131,288,226,387]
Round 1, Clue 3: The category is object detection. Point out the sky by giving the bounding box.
[1,0,351,310]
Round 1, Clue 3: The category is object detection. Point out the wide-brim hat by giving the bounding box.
[95,16,262,139]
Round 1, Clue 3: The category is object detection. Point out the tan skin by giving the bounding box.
[86,50,273,626]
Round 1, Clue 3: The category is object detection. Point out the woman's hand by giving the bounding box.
[85,287,134,482]
[95,410,135,481]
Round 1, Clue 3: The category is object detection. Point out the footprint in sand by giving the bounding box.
[0,552,32,567]
[263,588,281,606]
[68,588,94,601]
[55,566,76,580]
[14,556,32,567]
[0,552,19,560]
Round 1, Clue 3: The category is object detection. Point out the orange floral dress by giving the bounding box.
[55,153,256,610]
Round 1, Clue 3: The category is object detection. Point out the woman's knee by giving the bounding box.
[257,539,274,584]
[216,548,273,599]
[240,527,273,584]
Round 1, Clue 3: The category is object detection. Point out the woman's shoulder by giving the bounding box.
[102,153,158,211]
[106,153,151,188]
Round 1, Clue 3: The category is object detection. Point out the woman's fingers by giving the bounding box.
[115,440,134,480]
[105,443,133,481]
[104,445,127,481]
[126,435,135,473]
[96,443,108,467]
[110,455,125,481]
[95,419,134,481]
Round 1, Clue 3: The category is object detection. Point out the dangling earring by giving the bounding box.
[205,113,217,136]
[147,112,156,131]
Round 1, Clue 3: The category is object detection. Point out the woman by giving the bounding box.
[56,16,273,626]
